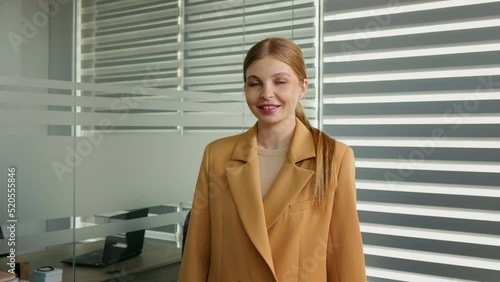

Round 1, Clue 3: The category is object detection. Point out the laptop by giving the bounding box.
[61,208,149,267]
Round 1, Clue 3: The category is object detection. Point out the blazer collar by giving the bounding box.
[225,118,316,280]
[230,117,316,163]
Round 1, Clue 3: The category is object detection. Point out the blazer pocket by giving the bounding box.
[289,199,316,213]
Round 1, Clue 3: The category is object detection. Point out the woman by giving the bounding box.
[178,37,366,282]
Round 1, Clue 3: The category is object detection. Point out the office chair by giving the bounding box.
[181,210,191,257]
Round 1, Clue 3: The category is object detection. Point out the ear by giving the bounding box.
[299,78,308,98]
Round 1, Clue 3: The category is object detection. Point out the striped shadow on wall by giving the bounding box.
[321,1,500,281]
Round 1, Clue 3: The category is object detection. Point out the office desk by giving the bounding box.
[0,241,181,282]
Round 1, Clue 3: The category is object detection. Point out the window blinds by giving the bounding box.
[322,1,500,281]
[183,0,317,132]
[79,0,317,135]
[80,0,180,88]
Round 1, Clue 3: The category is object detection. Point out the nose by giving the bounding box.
[260,83,275,99]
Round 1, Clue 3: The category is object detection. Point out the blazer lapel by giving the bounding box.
[224,119,316,279]
[225,125,277,279]
[263,119,316,230]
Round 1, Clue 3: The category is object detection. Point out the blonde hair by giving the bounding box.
[243,37,336,203]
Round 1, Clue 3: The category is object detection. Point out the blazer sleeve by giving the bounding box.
[327,146,367,282]
[178,144,212,282]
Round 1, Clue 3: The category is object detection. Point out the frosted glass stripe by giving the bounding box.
[184,73,242,85]
[364,245,500,271]
[183,129,245,136]
[102,77,179,87]
[0,91,244,108]
[76,96,245,112]
[76,112,255,127]
[366,266,475,282]
[0,111,255,127]
[361,223,500,246]
[1,211,187,253]
[357,202,500,222]
[76,81,238,100]
[74,211,186,241]
[356,158,500,173]
[356,180,500,198]
[0,77,239,101]
[89,69,179,82]
[189,83,244,91]
[0,111,74,125]
[0,75,73,90]
[0,91,74,107]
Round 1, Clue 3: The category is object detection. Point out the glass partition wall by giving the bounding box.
[0,0,316,281]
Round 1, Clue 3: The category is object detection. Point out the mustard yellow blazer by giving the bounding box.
[178,119,366,282]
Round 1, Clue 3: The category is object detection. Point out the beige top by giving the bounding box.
[258,145,289,198]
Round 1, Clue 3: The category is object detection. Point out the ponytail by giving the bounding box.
[295,103,335,203]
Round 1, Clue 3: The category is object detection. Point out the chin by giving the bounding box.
[257,117,283,125]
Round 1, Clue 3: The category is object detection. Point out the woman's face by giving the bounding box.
[244,56,307,127]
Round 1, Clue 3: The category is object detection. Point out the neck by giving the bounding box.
[257,118,296,150]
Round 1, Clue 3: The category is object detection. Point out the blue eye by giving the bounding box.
[248,82,260,87]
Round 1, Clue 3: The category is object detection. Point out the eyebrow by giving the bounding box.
[246,72,291,80]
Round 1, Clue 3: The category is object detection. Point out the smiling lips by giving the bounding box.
[258,104,281,114]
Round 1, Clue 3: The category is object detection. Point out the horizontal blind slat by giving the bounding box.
[323,1,500,280]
